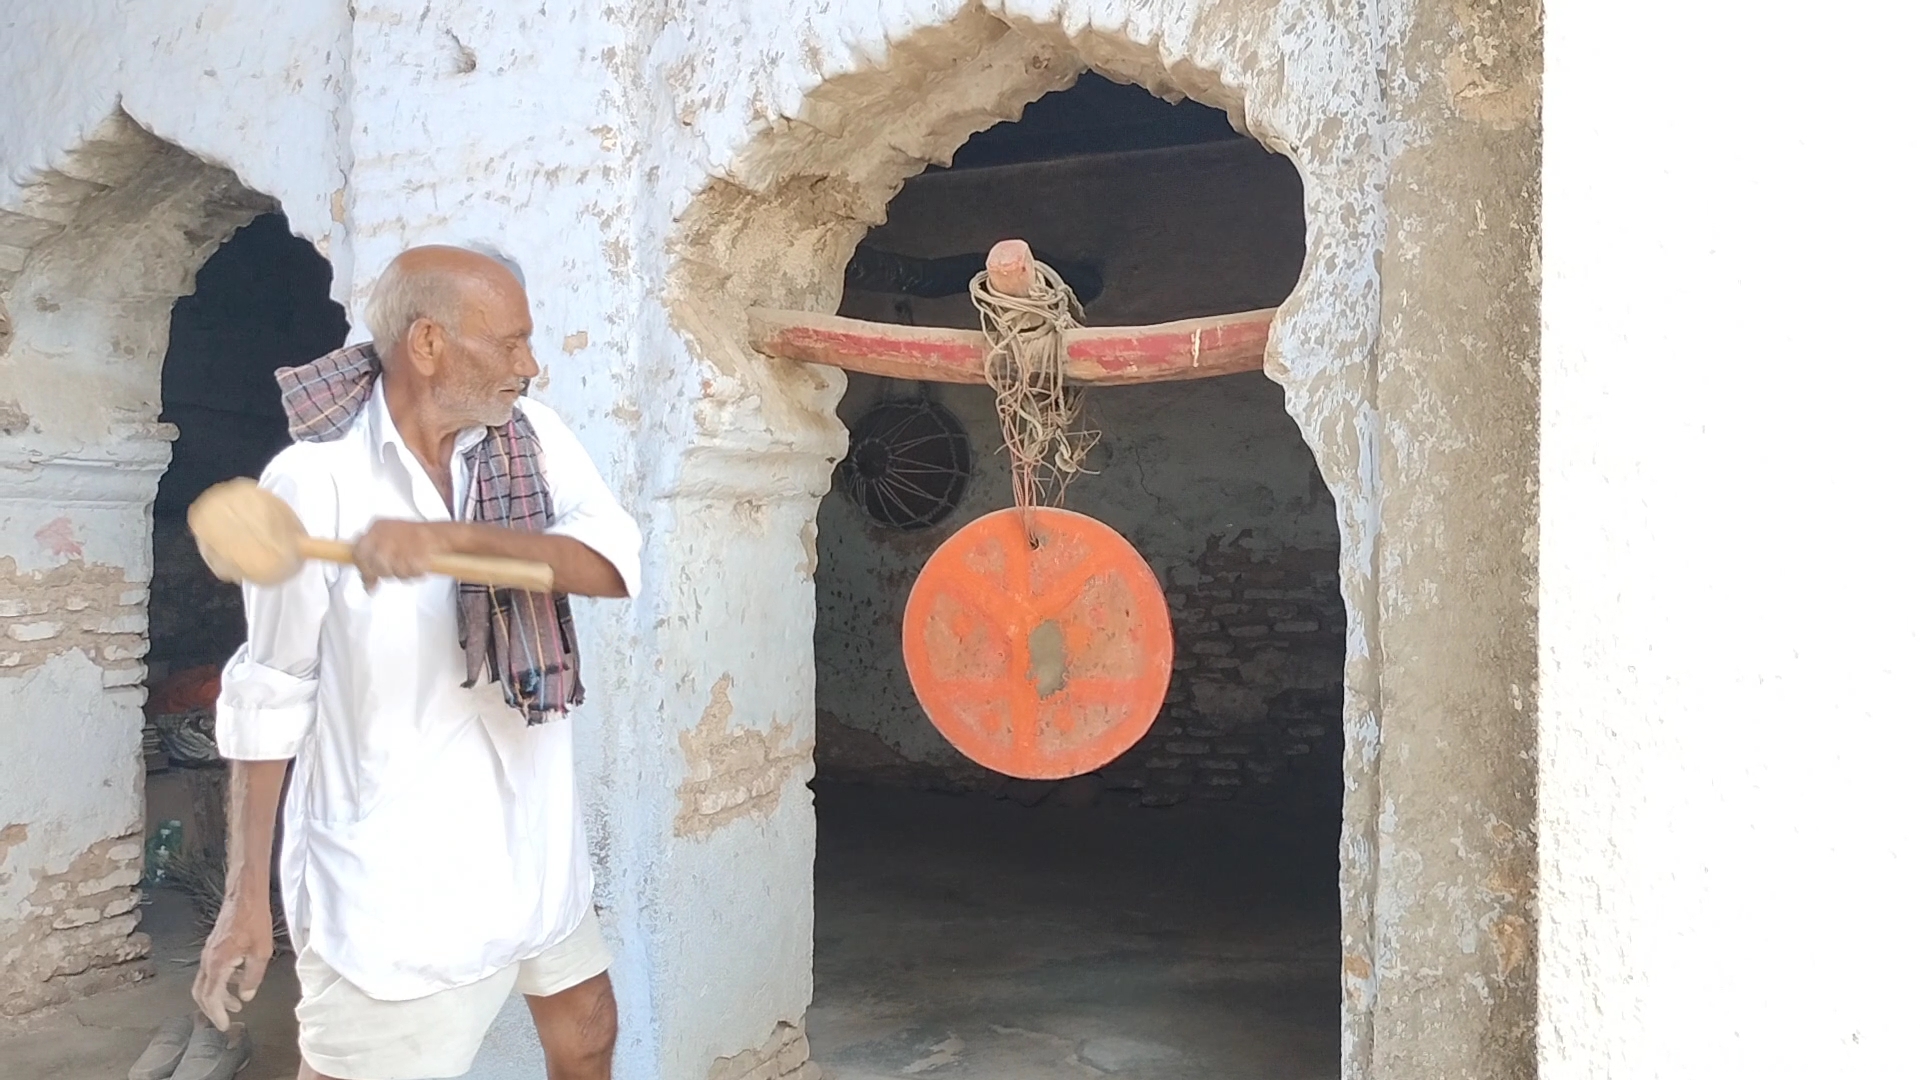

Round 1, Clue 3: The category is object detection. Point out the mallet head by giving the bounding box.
[186,478,308,587]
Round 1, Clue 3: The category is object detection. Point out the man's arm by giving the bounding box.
[352,520,627,597]
[197,452,332,1030]
[192,759,287,1031]
[355,405,642,599]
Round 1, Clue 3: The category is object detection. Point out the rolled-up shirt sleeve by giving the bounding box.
[529,404,643,599]
[215,455,335,761]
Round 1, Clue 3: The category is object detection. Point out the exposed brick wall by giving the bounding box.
[0,555,148,682]
[0,831,152,1017]
[0,555,153,1017]
[1101,536,1344,812]
[0,184,338,1020]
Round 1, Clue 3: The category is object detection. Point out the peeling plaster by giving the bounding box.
[0,823,29,870]
[0,558,146,674]
[1441,0,1540,131]
[0,830,150,1017]
[706,1021,817,1080]
[0,103,278,1019]
[675,675,813,839]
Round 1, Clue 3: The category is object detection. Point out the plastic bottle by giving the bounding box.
[145,819,184,884]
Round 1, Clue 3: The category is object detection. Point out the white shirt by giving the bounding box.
[214,381,641,1001]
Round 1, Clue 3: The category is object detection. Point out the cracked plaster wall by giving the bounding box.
[0,119,287,1016]
[2,0,1545,1077]
[1,0,351,1016]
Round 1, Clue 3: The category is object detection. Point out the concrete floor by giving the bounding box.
[809,783,1341,1080]
[0,887,302,1080]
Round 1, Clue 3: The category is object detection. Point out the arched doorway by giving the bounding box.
[663,10,1383,1078]
[808,73,1340,1079]
[141,208,346,1002]
[0,119,329,1075]
[145,211,348,724]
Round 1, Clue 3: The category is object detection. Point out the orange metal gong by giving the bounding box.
[902,507,1174,780]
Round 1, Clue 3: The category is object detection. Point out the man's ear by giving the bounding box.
[404,317,444,376]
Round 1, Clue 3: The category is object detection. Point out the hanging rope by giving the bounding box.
[970,258,1100,541]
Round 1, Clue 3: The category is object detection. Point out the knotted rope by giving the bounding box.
[970,258,1100,542]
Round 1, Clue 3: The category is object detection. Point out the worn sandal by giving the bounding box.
[170,1020,253,1080]
[128,1014,194,1080]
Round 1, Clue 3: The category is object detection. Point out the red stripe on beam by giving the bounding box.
[746,308,1276,386]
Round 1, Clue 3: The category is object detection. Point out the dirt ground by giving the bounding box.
[1,782,1338,1080]
[0,888,301,1080]
[808,782,1341,1080]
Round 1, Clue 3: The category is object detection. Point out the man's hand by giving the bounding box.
[351,520,453,588]
[192,891,275,1032]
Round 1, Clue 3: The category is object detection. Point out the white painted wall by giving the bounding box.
[2,0,346,1014]
[1538,2,1920,1076]
[0,459,160,863]
[0,0,350,298]
[4,0,1389,1073]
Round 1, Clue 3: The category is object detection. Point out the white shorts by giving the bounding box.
[295,910,611,1080]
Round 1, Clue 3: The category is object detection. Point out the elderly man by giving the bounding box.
[193,246,640,1080]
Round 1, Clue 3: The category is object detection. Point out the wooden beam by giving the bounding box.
[1065,309,1277,385]
[745,307,1276,386]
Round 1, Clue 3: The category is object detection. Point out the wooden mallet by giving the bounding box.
[187,478,556,592]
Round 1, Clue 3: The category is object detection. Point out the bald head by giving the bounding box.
[365,245,524,360]
[364,245,540,432]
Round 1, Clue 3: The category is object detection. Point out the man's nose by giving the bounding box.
[514,345,539,378]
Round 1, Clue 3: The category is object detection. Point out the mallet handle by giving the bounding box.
[295,538,557,592]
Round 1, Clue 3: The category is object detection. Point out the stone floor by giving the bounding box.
[809,782,1341,1080]
[0,783,1339,1080]
[0,887,302,1080]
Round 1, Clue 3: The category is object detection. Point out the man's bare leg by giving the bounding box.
[527,972,618,1080]
[296,1062,338,1080]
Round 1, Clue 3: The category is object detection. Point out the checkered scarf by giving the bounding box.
[275,342,583,723]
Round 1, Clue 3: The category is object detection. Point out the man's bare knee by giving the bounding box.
[568,982,618,1060]
[530,973,618,1078]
